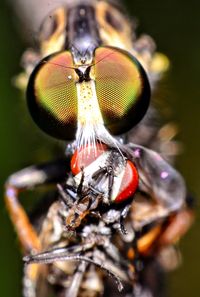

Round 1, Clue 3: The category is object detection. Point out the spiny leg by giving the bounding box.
[24,248,124,291]
[91,166,106,180]
[99,235,135,284]
[92,165,115,203]
[77,168,85,197]
[64,261,88,297]
[64,171,103,231]
[119,205,131,235]
[23,235,134,296]
[107,165,115,202]
[5,159,69,253]
[23,243,95,264]
[57,183,75,208]
[5,185,41,252]
[65,193,102,232]
[60,169,86,207]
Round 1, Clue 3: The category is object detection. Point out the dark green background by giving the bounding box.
[0,0,199,296]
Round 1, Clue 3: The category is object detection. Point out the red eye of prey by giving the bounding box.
[114,160,138,203]
[71,144,108,175]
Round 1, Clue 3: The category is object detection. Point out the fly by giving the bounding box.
[5,1,194,297]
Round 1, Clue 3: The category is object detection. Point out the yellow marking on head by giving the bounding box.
[75,77,122,154]
[40,7,67,57]
[76,80,104,126]
[96,2,133,51]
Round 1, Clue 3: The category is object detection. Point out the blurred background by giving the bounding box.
[0,0,199,296]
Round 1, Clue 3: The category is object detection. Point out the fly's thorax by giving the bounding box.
[38,1,133,59]
[39,2,101,62]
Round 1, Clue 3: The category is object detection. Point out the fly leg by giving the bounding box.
[63,169,104,232]
[107,165,115,203]
[119,205,131,235]
[92,165,115,204]
[60,169,85,207]
[102,237,135,282]
[23,243,95,264]
[77,168,85,197]
[65,261,88,297]
[25,249,124,292]
[57,183,75,208]
[23,244,93,297]
[65,193,102,232]
[5,159,69,253]
[58,169,85,207]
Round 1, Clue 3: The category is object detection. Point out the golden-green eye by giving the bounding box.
[94,46,150,135]
[27,51,77,140]
[27,46,150,140]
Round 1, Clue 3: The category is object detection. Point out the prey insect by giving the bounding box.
[5,1,194,297]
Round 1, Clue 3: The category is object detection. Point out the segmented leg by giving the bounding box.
[65,261,88,297]
[57,183,75,207]
[77,169,85,196]
[23,243,95,264]
[24,250,124,291]
[92,165,115,203]
[119,205,131,234]
[5,159,69,252]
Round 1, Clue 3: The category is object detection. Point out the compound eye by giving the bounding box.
[27,51,77,140]
[94,46,151,135]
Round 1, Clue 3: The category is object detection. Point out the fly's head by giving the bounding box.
[26,46,151,155]
[26,2,152,156]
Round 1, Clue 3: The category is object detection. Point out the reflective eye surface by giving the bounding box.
[27,51,77,140]
[27,46,150,140]
[94,46,151,135]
